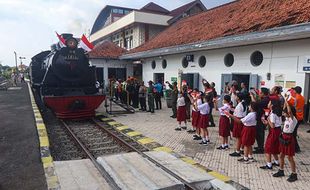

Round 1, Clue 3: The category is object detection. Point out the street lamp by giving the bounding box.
[14,51,17,71]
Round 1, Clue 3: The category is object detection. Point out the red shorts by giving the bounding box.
[241,126,256,146]
[279,133,296,156]
[177,106,186,122]
[219,115,230,137]
[232,118,244,138]
[191,111,200,127]
[198,114,209,129]
[265,127,281,154]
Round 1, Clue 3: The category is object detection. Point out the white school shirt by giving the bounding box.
[177,97,185,107]
[193,98,202,111]
[198,103,210,115]
[283,117,297,134]
[269,113,282,128]
[219,103,230,116]
[233,102,247,118]
[241,112,257,127]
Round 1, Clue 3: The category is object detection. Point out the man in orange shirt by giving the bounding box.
[288,86,305,153]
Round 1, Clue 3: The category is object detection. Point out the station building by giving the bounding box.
[89,0,207,86]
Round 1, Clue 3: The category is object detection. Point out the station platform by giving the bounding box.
[0,82,46,190]
[97,99,310,190]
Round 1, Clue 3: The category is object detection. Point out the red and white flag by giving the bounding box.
[78,34,94,52]
[56,32,66,48]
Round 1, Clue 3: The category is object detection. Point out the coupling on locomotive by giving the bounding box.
[29,33,105,119]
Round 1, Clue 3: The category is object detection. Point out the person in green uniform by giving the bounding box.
[166,81,178,118]
[147,81,155,113]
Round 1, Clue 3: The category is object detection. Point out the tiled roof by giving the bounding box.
[88,41,127,59]
[128,0,310,54]
[140,2,170,14]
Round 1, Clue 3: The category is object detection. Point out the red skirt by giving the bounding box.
[198,114,209,129]
[191,111,200,127]
[241,126,256,146]
[232,118,244,138]
[219,115,230,137]
[279,134,296,156]
[177,106,186,122]
[265,127,281,154]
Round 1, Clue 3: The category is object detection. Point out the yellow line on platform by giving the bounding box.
[42,156,53,164]
[126,131,141,137]
[180,157,197,165]
[101,118,111,121]
[116,126,129,130]
[36,123,46,129]
[108,121,119,125]
[208,171,230,182]
[138,137,155,144]
[39,137,50,147]
[153,146,173,153]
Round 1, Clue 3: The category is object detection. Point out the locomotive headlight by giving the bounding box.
[66,38,78,49]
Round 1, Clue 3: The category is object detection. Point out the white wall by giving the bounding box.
[90,59,133,87]
[142,38,310,96]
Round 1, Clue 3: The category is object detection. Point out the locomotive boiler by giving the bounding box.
[30,33,105,119]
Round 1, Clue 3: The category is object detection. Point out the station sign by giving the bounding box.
[303,67,310,71]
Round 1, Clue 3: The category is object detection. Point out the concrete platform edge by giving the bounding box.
[27,83,61,190]
[97,112,249,190]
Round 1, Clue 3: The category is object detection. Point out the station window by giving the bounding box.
[182,57,189,68]
[162,59,167,69]
[224,53,234,67]
[198,56,206,68]
[112,9,118,13]
[251,51,263,67]
[124,10,129,14]
[152,60,156,69]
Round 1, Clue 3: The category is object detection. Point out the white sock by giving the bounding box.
[221,144,225,148]
[184,123,187,127]
[178,124,181,128]
[248,155,253,159]
[202,137,206,142]
[205,136,209,141]
[273,160,279,165]
[236,150,240,153]
[267,162,272,167]
[244,156,248,160]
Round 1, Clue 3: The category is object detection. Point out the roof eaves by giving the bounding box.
[120,22,310,59]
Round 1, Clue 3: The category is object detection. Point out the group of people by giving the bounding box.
[174,80,305,183]
[109,77,164,113]
[11,72,25,86]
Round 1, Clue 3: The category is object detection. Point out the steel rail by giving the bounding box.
[60,119,121,190]
[92,119,198,190]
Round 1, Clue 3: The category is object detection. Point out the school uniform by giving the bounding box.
[177,97,186,122]
[192,98,201,127]
[264,113,282,154]
[280,117,297,156]
[240,112,257,146]
[232,102,247,138]
[218,103,231,137]
[197,102,210,129]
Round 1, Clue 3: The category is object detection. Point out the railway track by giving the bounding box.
[59,118,200,190]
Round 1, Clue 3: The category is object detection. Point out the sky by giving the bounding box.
[0,0,234,67]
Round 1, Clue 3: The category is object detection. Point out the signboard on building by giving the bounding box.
[275,74,285,87]
[299,56,310,73]
[285,81,296,88]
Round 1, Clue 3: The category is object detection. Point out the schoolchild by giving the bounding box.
[260,100,282,169]
[192,93,203,140]
[188,88,200,133]
[196,94,212,145]
[273,98,298,182]
[226,102,258,164]
[229,93,248,157]
[175,93,187,130]
[215,95,231,150]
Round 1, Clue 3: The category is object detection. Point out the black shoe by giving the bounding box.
[181,126,187,130]
[224,145,229,149]
[170,115,176,118]
[217,146,224,150]
[287,173,298,182]
[273,170,285,177]
[240,150,244,154]
[187,129,196,133]
[307,130,310,133]
[147,110,151,112]
[260,165,273,170]
[175,127,181,131]
[229,152,241,157]
[272,162,280,167]
[199,141,208,145]
[151,111,155,113]
[296,149,301,153]
[193,136,202,140]
[209,123,216,127]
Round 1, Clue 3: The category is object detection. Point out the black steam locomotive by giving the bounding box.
[30,33,105,119]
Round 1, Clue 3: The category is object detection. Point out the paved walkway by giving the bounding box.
[0,82,46,190]
[98,99,310,190]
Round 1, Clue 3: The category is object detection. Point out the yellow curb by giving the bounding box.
[39,137,50,147]
[101,118,112,121]
[116,126,129,131]
[41,156,53,164]
[138,137,155,144]
[46,176,59,189]
[37,123,46,129]
[38,129,47,137]
[43,161,53,169]
[126,131,142,137]
[108,121,119,125]
[180,157,197,165]
[153,146,173,153]
[208,171,230,182]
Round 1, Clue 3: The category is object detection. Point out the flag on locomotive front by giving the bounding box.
[78,34,94,52]
[56,32,66,48]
